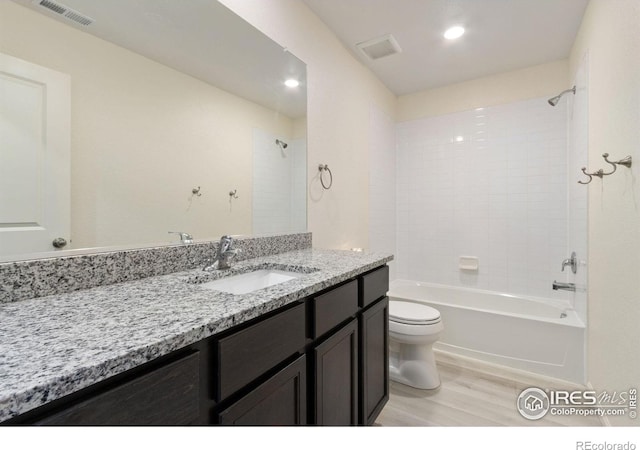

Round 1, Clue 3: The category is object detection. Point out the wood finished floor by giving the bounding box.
[376,352,602,427]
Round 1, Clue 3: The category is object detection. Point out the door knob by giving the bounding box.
[52,237,67,249]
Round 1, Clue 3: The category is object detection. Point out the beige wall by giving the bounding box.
[398,60,569,122]
[569,0,640,426]
[220,0,397,250]
[0,1,293,250]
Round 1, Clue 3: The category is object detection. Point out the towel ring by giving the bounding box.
[319,164,333,190]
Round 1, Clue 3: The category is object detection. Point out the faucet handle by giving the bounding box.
[561,251,577,274]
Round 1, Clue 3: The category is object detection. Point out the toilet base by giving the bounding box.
[389,342,441,390]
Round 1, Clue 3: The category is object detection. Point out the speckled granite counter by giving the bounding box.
[0,248,392,422]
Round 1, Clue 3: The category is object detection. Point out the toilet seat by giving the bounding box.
[390,300,441,325]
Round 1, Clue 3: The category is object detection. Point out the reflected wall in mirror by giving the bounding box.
[0,0,307,262]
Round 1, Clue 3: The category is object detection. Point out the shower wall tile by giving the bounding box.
[252,130,306,235]
[396,97,571,301]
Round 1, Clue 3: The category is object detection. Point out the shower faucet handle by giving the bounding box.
[561,251,577,274]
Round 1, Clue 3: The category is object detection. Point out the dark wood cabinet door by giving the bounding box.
[313,319,358,425]
[217,355,307,425]
[359,296,389,425]
[35,353,200,426]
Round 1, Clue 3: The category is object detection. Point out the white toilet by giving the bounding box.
[388,299,444,390]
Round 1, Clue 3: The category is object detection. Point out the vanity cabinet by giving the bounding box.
[7,265,389,426]
[33,353,200,426]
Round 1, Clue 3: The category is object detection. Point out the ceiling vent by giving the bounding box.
[33,0,94,26]
[355,34,402,61]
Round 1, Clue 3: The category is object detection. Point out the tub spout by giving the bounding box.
[552,281,575,292]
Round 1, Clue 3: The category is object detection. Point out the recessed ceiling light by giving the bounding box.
[284,79,299,88]
[444,26,465,40]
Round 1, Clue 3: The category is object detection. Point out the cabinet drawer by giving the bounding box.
[359,265,389,307]
[217,355,307,425]
[35,352,200,425]
[313,280,358,339]
[216,303,306,401]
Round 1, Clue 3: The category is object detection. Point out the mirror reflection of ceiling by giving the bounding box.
[11,0,307,119]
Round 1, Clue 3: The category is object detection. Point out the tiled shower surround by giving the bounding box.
[395,97,570,300]
[252,129,307,235]
[0,232,311,303]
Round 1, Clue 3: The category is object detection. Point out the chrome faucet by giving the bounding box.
[204,235,240,271]
[561,251,578,274]
[168,231,193,244]
[552,281,576,292]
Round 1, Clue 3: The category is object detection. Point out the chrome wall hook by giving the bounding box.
[578,153,632,185]
[578,167,603,185]
[603,153,632,169]
[601,153,619,175]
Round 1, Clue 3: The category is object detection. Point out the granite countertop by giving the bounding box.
[0,248,392,422]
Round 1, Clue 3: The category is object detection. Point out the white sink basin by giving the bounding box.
[198,269,305,295]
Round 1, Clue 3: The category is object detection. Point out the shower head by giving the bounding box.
[548,86,576,106]
[275,139,288,149]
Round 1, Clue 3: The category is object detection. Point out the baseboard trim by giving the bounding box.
[585,381,610,426]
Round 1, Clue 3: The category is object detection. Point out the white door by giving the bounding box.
[0,52,70,257]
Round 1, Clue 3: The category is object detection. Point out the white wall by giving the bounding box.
[368,105,396,278]
[395,97,569,300]
[569,0,640,426]
[0,1,293,249]
[220,0,397,251]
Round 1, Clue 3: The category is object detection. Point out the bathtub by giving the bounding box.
[388,280,585,384]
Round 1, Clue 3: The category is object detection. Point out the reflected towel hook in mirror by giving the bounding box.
[228,189,239,212]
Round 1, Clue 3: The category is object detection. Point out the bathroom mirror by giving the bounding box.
[0,0,307,261]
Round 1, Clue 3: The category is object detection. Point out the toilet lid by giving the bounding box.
[389,300,441,325]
